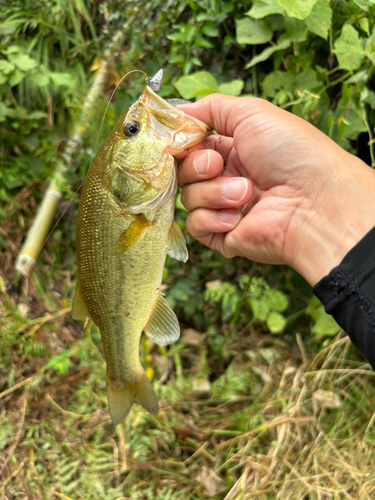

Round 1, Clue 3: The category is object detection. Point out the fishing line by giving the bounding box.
[11,70,148,288]
[95,69,147,152]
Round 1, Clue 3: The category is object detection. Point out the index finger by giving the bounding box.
[174,134,234,162]
[177,94,255,138]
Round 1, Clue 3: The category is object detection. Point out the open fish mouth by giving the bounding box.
[136,70,212,154]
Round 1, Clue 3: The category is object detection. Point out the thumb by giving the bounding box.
[177,93,253,138]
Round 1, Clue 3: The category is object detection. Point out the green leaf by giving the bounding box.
[7,52,38,71]
[311,309,340,338]
[361,88,375,110]
[0,103,18,118]
[167,33,185,43]
[184,24,197,43]
[201,22,219,37]
[245,38,290,68]
[365,31,375,65]
[283,16,307,42]
[0,23,17,36]
[0,60,15,74]
[27,111,48,119]
[222,1,235,13]
[168,54,184,64]
[175,71,218,99]
[266,311,286,333]
[277,0,318,20]
[190,56,202,67]
[218,80,244,96]
[262,70,293,97]
[306,0,332,40]
[50,72,75,88]
[28,156,45,176]
[357,18,369,35]
[294,69,322,92]
[1,45,20,55]
[335,104,366,142]
[29,73,50,87]
[266,290,289,313]
[8,70,25,87]
[183,61,192,75]
[236,18,273,45]
[249,298,270,322]
[194,36,214,48]
[353,0,375,9]
[337,116,350,144]
[334,24,365,71]
[0,72,8,85]
[246,0,285,18]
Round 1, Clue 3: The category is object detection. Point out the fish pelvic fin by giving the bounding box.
[144,293,180,346]
[167,221,188,263]
[106,370,159,426]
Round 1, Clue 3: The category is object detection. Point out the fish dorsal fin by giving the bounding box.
[167,221,188,263]
[144,293,180,346]
[72,278,90,320]
[115,216,152,253]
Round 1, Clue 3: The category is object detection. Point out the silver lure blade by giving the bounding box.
[145,69,163,92]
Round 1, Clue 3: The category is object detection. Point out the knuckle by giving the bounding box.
[180,186,189,208]
[185,213,196,236]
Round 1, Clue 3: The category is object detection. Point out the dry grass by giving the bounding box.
[1,291,375,500]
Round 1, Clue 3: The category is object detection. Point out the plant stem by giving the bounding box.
[252,47,258,97]
[220,263,256,351]
[362,104,375,167]
[15,27,129,277]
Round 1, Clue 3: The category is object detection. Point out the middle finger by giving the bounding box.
[181,176,253,212]
[179,149,225,188]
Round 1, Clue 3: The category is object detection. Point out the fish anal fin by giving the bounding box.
[167,221,188,263]
[115,216,152,254]
[144,293,180,346]
[72,278,90,320]
[106,371,159,426]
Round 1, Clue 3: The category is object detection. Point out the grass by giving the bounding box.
[2,2,375,497]
[1,271,375,500]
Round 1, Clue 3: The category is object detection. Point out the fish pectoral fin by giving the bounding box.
[144,293,180,346]
[167,221,188,263]
[72,278,90,320]
[115,216,152,254]
[107,370,159,426]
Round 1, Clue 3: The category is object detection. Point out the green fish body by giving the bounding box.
[73,85,210,425]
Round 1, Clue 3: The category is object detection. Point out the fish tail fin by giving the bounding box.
[106,370,159,426]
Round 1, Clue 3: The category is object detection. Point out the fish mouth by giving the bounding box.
[139,86,212,155]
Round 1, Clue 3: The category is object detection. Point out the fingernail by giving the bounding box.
[193,151,210,175]
[219,209,241,224]
[222,179,248,201]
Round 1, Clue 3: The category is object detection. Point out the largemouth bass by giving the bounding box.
[73,76,211,425]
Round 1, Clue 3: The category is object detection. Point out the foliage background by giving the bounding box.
[1,0,375,498]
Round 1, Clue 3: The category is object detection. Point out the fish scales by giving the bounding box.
[73,83,211,425]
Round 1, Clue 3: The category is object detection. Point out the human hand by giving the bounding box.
[177,94,375,285]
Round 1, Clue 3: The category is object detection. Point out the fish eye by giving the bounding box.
[123,121,140,137]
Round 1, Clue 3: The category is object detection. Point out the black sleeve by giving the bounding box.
[312,226,375,369]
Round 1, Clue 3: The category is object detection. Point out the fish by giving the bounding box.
[73,72,211,425]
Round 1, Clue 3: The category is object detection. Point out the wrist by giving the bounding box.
[291,152,375,286]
